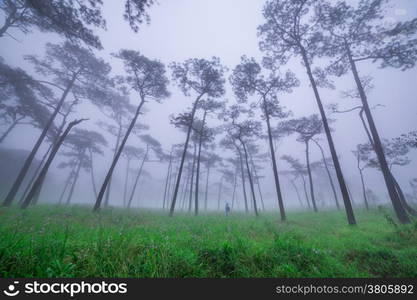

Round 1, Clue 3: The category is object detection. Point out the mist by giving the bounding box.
[1,0,416,213]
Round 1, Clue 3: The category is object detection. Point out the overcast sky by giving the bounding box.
[1,0,417,210]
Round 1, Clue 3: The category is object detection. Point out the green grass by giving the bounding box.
[0,205,416,278]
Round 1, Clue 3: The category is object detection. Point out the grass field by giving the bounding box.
[0,205,416,278]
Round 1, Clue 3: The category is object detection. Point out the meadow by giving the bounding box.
[0,205,416,278]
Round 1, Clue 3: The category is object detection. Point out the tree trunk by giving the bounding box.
[204,165,210,211]
[263,100,285,219]
[123,158,131,207]
[58,167,74,205]
[162,147,173,210]
[217,179,223,211]
[360,108,415,215]
[18,140,54,204]
[89,148,98,199]
[391,174,417,216]
[194,110,207,216]
[346,183,355,206]
[66,154,84,205]
[169,93,204,216]
[300,46,356,225]
[3,72,78,206]
[127,145,148,209]
[359,169,369,210]
[21,119,83,208]
[305,140,317,212]
[345,42,408,223]
[94,99,145,211]
[231,166,238,210]
[249,152,265,211]
[236,147,249,213]
[104,126,123,207]
[312,139,340,210]
[290,178,303,208]
[168,163,180,209]
[301,174,311,209]
[188,143,197,212]
[180,162,191,211]
[240,139,258,216]
[31,109,71,205]
[180,165,190,211]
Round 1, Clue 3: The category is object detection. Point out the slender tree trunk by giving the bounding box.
[21,119,83,208]
[31,110,71,205]
[94,99,145,211]
[345,43,408,223]
[240,139,258,216]
[3,72,78,206]
[360,108,415,215]
[300,46,355,225]
[89,148,98,199]
[169,93,204,216]
[58,168,74,205]
[162,148,173,210]
[194,111,207,216]
[305,141,317,212]
[236,147,249,213]
[217,179,223,211]
[301,174,311,209]
[18,140,54,204]
[0,119,20,144]
[179,162,190,211]
[127,145,148,209]
[66,154,84,205]
[180,166,190,211]
[231,166,238,210]
[188,143,197,213]
[104,126,123,207]
[290,178,303,208]
[359,168,369,210]
[263,101,285,219]
[312,139,340,210]
[123,158,131,207]
[249,152,265,211]
[168,163,180,209]
[204,165,210,211]
[391,175,417,216]
[346,183,355,206]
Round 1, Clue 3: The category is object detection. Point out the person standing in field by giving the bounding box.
[225,203,231,216]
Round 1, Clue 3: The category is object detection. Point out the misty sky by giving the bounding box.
[1,0,417,209]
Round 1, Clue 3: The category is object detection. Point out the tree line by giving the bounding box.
[1,0,417,225]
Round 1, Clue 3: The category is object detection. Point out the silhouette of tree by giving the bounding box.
[0,0,105,48]
[126,134,163,209]
[280,114,323,211]
[352,143,373,210]
[121,145,144,207]
[168,57,226,216]
[230,55,298,220]
[0,59,53,144]
[2,41,111,207]
[318,0,417,223]
[281,155,311,209]
[94,50,169,211]
[259,0,356,224]
[97,90,148,207]
[20,118,87,208]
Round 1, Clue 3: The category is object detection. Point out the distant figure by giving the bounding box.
[225,202,231,216]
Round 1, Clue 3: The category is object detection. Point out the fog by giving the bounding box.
[1,0,416,212]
